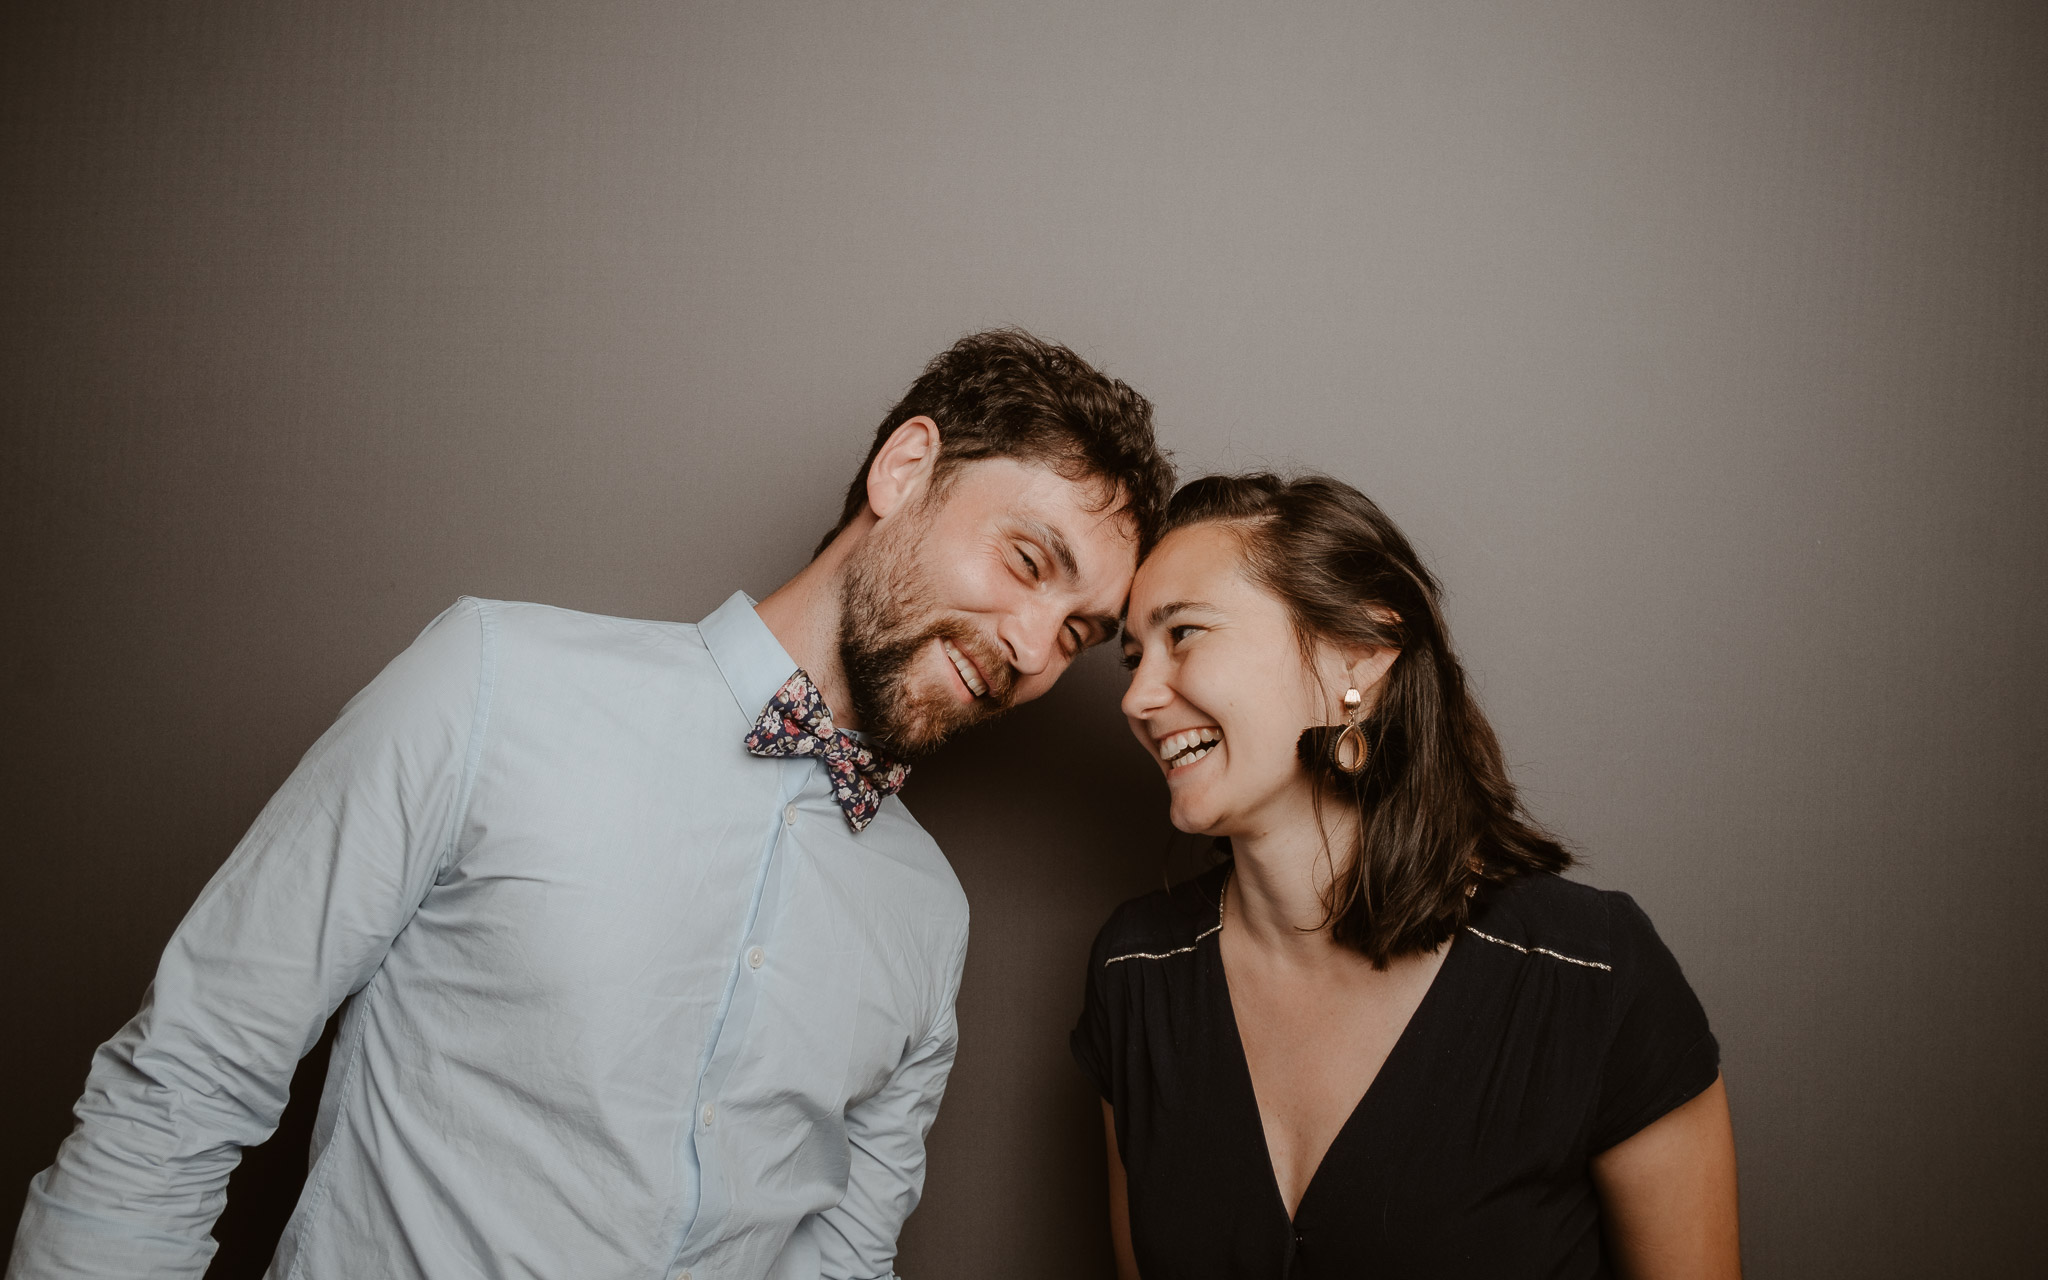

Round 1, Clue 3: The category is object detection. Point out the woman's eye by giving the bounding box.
[1169,625,1201,644]
[1119,650,1141,670]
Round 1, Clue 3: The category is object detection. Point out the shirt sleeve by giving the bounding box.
[1068,925,1115,1101]
[780,926,968,1280]
[6,599,491,1280]
[1590,891,1721,1152]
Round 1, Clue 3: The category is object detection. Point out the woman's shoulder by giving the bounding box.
[1477,874,1718,1147]
[1086,861,1232,972]
[1463,871,1672,976]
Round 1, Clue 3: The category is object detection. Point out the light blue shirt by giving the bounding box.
[8,593,970,1280]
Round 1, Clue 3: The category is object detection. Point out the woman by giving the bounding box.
[1071,474,1739,1279]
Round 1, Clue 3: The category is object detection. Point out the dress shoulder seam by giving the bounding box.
[1102,919,1221,966]
[1102,869,1229,966]
[1463,925,1612,971]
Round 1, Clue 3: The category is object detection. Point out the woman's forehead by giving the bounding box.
[1131,524,1258,614]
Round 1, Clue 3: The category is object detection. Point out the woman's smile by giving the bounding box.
[1157,727,1224,771]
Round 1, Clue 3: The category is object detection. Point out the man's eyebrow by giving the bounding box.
[1020,520,1080,580]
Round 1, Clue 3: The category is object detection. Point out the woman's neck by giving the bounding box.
[1223,796,1360,961]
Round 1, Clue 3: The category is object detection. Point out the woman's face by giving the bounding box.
[1120,522,1358,839]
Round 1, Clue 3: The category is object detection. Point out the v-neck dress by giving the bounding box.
[1070,864,1719,1278]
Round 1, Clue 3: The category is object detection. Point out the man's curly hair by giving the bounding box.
[816,329,1174,557]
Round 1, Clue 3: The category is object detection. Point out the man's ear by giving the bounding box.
[864,416,941,521]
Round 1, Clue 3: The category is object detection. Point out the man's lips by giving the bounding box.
[941,637,991,698]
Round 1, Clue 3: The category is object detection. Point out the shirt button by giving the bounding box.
[747,946,764,970]
[701,1104,715,1127]
[675,1271,692,1280]
[783,802,798,825]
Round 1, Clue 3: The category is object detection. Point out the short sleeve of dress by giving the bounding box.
[1069,923,1118,1101]
[1591,891,1721,1151]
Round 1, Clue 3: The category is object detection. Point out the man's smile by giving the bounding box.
[941,637,991,698]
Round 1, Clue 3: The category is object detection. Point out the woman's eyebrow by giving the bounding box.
[1146,600,1222,628]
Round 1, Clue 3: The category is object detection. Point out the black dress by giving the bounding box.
[1070,864,1719,1279]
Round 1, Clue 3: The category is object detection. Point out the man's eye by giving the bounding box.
[1064,623,1083,652]
[1017,548,1041,580]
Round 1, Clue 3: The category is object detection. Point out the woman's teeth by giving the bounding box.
[942,639,988,696]
[1159,728,1222,768]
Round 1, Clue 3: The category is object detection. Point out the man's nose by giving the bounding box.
[999,601,1064,678]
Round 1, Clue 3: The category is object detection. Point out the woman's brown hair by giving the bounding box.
[1163,473,1571,966]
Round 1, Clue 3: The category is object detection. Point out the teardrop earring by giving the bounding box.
[1331,687,1370,775]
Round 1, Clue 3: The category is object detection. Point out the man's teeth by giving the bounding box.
[942,639,988,696]
[1159,728,1222,767]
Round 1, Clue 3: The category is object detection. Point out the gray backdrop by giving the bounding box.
[4,2,2043,1276]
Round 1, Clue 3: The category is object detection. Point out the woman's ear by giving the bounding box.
[864,416,942,521]
[1310,642,1400,717]
[1347,646,1401,701]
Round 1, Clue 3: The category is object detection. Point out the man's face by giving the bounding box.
[838,457,1140,757]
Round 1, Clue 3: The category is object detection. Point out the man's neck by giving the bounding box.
[754,517,868,730]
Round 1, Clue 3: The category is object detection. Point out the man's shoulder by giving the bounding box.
[458,596,729,696]
[467,597,708,658]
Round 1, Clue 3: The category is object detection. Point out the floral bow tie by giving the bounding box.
[744,670,910,832]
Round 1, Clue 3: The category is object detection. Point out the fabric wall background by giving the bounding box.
[4,2,2042,1276]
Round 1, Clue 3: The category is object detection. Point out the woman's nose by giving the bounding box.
[1120,654,1169,720]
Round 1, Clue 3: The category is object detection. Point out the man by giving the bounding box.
[8,330,1174,1280]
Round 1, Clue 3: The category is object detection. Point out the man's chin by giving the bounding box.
[870,690,1000,759]
[873,717,967,761]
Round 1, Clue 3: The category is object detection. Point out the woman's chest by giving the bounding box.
[1224,946,1448,1216]
[1119,945,1617,1278]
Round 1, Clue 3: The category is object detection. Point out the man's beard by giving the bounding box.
[837,522,1015,758]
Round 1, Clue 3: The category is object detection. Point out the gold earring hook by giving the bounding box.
[1332,687,1368,775]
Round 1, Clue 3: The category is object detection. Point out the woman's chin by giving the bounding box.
[1167,799,1227,838]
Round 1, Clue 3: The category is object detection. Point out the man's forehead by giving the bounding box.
[971,454,1118,507]
[971,460,1134,546]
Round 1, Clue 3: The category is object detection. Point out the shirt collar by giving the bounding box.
[699,590,800,724]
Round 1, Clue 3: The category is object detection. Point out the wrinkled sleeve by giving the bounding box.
[6,599,492,1280]
[773,926,967,1280]
[1591,891,1721,1152]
